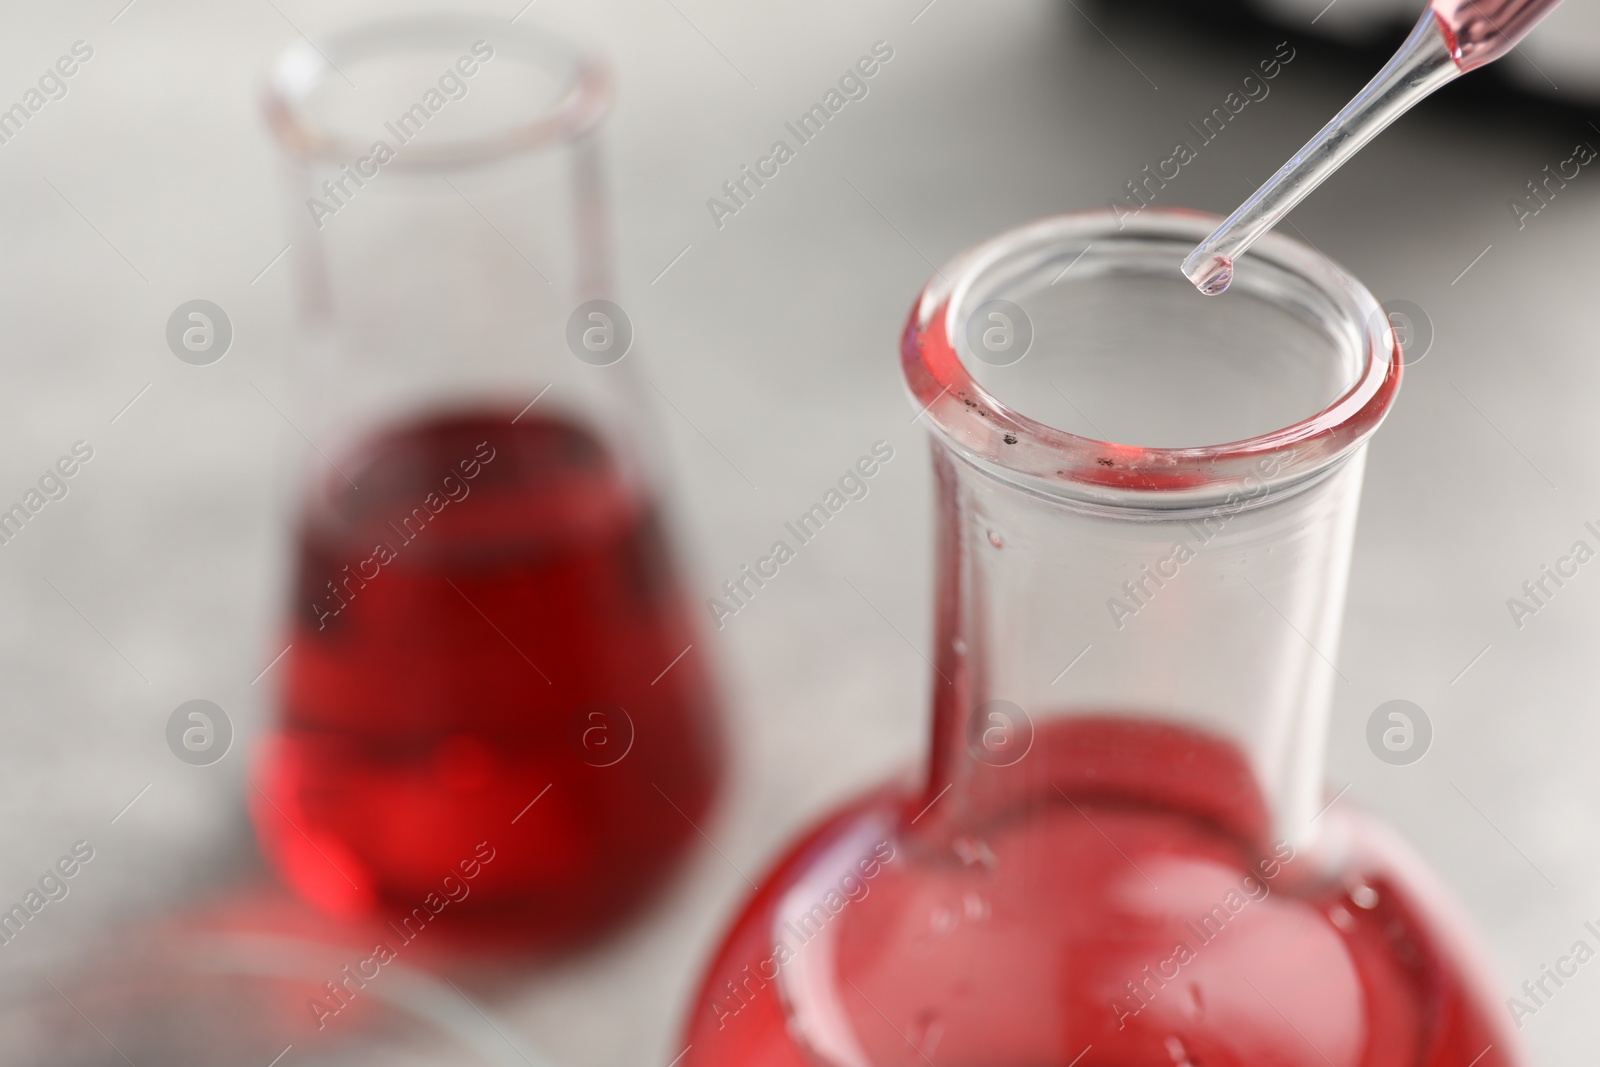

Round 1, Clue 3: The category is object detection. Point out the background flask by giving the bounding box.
[679,210,1519,1066]
[252,15,722,940]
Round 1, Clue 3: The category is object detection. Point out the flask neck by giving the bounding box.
[917,439,1368,854]
[896,211,1399,857]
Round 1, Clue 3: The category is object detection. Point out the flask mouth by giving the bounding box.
[263,14,611,171]
[901,209,1401,512]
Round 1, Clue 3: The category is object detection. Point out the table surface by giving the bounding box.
[0,0,1595,1063]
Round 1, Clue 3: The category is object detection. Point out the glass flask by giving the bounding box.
[254,15,722,938]
[680,210,1519,1066]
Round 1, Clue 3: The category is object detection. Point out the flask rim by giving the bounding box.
[262,14,611,171]
[900,208,1402,512]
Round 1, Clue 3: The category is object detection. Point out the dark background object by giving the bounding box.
[1091,0,1600,126]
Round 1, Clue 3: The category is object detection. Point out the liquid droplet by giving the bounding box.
[987,530,1005,549]
[1350,882,1380,909]
[951,835,997,870]
[1182,252,1234,296]
[910,1009,945,1058]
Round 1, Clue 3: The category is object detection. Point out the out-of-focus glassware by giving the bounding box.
[255,15,722,941]
[680,210,1520,1066]
[0,930,548,1066]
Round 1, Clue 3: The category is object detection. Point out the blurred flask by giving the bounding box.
[255,14,722,942]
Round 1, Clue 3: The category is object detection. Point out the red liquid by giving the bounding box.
[251,410,722,942]
[682,719,1518,1067]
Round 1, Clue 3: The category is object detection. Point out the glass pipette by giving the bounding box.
[1182,0,1565,295]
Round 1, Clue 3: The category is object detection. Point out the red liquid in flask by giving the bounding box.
[251,409,722,940]
[683,719,1516,1067]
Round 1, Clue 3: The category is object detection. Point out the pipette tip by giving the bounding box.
[1182,252,1234,296]
[1177,0,1566,296]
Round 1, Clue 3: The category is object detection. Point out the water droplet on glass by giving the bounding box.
[910,1009,945,1058]
[951,835,997,869]
[1183,252,1234,296]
